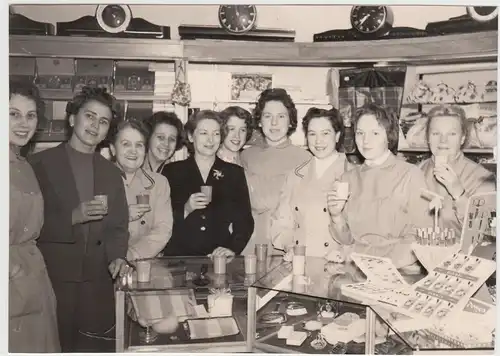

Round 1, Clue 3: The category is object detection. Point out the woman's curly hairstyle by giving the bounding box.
[143,111,185,151]
[184,110,223,155]
[9,78,45,119]
[219,106,254,144]
[302,106,344,152]
[65,86,121,122]
[253,88,297,137]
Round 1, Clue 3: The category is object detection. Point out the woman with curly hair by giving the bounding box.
[143,111,185,173]
[240,88,311,256]
[108,118,173,260]
[270,107,353,257]
[161,110,254,257]
[28,86,130,352]
[217,105,254,166]
[9,79,60,352]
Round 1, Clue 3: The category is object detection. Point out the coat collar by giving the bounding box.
[187,155,226,185]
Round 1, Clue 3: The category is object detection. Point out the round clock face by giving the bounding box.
[350,6,394,36]
[96,4,132,33]
[467,6,498,23]
[218,5,257,34]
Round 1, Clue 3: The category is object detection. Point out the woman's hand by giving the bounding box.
[72,200,107,225]
[108,258,130,279]
[184,193,210,216]
[433,163,465,200]
[208,247,235,262]
[129,204,151,222]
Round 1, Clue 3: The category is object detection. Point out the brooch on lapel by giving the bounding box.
[213,169,224,180]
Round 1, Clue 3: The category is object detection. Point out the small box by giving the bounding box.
[286,331,307,346]
[10,57,36,83]
[115,61,154,93]
[35,57,75,91]
[207,293,233,317]
[74,59,114,92]
[277,325,294,339]
[125,101,153,121]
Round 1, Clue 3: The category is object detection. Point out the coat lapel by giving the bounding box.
[90,155,108,235]
[47,144,80,210]
[205,157,225,186]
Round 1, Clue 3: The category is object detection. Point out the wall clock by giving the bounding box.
[96,4,132,34]
[466,6,498,23]
[350,6,394,37]
[218,5,257,34]
[314,5,427,42]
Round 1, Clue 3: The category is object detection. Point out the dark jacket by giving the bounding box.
[161,156,254,256]
[28,143,129,282]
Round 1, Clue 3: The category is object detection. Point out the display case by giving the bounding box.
[115,256,256,353]
[247,257,414,354]
[248,257,496,355]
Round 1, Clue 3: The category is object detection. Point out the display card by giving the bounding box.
[350,253,408,286]
[461,191,496,255]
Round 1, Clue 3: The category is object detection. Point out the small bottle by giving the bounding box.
[292,245,306,276]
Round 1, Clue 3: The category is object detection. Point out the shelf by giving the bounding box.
[399,147,494,154]
[38,90,172,102]
[183,31,498,65]
[9,35,183,61]
[114,92,172,102]
[10,31,497,65]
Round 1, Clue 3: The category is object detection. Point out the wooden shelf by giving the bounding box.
[399,147,494,154]
[10,31,497,65]
[183,31,498,65]
[9,35,183,61]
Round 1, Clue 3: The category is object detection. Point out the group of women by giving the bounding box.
[9,78,495,352]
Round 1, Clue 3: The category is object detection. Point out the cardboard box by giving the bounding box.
[10,57,36,83]
[74,59,114,92]
[35,57,75,91]
[115,61,154,93]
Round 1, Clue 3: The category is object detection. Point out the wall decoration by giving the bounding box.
[231,73,272,101]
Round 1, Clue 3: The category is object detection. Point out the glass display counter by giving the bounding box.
[115,256,256,353]
[249,256,495,355]
[115,255,495,354]
[248,257,412,354]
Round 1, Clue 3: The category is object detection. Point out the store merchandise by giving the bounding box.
[183,316,240,340]
[461,192,497,255]
[350,253,408,286]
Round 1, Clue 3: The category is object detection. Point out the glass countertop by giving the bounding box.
[123,255,284,294]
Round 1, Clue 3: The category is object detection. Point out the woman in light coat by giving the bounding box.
[419,104,496,237]
[329,104,433,270]
[109,119,173,260]
[9,79,60,352]
[271,107,352,257]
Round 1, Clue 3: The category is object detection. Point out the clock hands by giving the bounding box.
[359,14,370,26]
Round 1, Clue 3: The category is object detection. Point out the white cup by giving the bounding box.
[435,155,448,166]
[335,182,349,200]
[200,185,213,203]
[136,261,152,283]
[94,194,108,210]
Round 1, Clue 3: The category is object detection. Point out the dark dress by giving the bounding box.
[161,156,254,256]
[28,143,129,352]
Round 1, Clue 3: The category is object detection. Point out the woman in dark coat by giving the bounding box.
[161,110,254,257]
[29,87,130,352]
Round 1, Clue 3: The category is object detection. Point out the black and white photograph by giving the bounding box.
[7,3,498,354]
